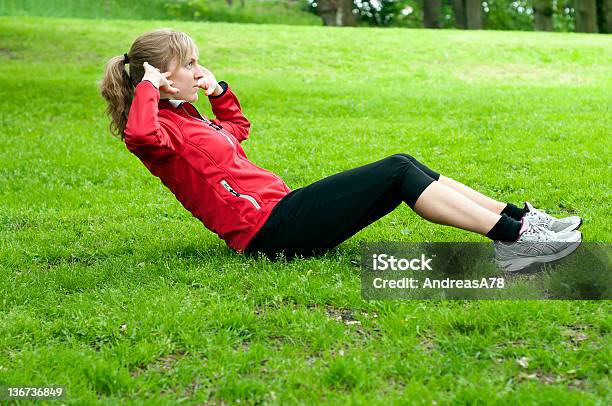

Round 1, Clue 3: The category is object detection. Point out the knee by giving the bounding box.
[387,153,415,167]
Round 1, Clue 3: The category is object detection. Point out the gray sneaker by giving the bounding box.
[523,201,582,233]
[494,215,582,272]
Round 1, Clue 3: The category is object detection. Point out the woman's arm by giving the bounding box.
[197,65,251,143]
[124,63,181,151]
[124,80,176,151]
[207,81,251,143]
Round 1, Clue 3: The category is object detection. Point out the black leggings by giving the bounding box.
[245,154,441,260]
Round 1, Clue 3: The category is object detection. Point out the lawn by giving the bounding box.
[0,0,320,26]
[0,16,610,404]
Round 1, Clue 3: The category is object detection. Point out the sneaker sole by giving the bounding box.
[496,236,582,272]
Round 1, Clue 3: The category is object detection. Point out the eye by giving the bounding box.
[186,61,193,68]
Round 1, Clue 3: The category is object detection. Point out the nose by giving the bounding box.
[194,65,204,79]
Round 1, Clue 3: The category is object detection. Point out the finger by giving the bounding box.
[163,72,172,77]
[160,85,178,94]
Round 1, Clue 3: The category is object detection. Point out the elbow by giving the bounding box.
[123,128,154,146]
[123,127,135,143]
[123,127,142,145]
[243,120,252,137]
[236,120,251,141]
[123,122,141,142]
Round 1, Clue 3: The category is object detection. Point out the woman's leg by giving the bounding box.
[413,181,501,235]
[393,153,507,215]
[246,154,514,259]
[389,154,502,234]
[437,175,506,215]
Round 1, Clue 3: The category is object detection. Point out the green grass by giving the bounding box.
[0,0,320,26]
[1,15,611,404]
[0,0,171,20]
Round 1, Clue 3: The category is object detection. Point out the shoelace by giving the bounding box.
[527,209,553,227]
[521,220,554,242]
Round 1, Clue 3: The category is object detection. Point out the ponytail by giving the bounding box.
[100,55,135,139]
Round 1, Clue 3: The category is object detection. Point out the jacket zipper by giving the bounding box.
[180,105,288,193]
[180,106,234,146]
[220,179,261,210]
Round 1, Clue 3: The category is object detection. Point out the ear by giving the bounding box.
[165,57,180,76]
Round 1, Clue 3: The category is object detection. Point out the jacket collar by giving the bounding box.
[159,98,204,120]
[159,98,186,108]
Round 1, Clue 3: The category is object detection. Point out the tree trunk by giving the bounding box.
[317,0,357,26]
[452,0,482,29]
[424,0,443,28]
[596,0,612,33]
[465,0,483,29]
[339,0,358,26]
[533,0,554,31]
[574,0,599,32]
[317,0,339,25]
[451,0,467,28]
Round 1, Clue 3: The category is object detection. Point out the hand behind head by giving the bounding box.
[142,62,179,93]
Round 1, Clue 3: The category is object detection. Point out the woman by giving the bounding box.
[100,29,582,272]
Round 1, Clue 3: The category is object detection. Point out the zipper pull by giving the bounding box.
[221,180,239,196]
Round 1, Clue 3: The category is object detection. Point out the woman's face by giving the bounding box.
[161,50,204,102]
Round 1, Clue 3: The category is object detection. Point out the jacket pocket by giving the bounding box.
[220,179,261,210]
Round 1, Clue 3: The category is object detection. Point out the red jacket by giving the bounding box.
[124,80,291,252]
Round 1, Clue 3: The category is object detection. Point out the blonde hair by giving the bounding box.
[99,29,198,139]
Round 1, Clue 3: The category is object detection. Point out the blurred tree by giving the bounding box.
[452,0,483,28]
[596,0,612,32]
[317,0,358,25]
[424,0,443,27]
[533,0,554,30]
[305,0,606,32]
[482,0,534,31]
[553,1,576,31]
[465,0,483,27]
[336,0,424,27]
[451,0,467,26]
[574,0,598,31]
